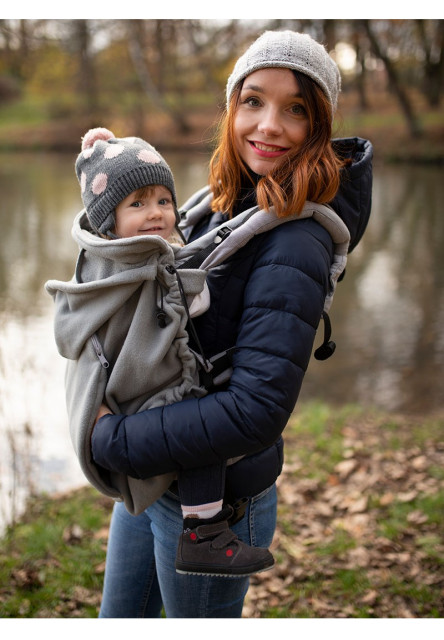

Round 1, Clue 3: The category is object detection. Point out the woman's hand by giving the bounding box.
[95,403,113,426]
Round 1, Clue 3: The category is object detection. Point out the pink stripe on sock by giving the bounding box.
[181,500,223,519]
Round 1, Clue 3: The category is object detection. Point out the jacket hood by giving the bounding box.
[331,137,373,253]
[180,137,373,253]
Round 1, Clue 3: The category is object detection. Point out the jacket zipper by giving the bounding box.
[91,334,110,369]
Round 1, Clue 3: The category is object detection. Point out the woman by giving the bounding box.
[91,30,373,617]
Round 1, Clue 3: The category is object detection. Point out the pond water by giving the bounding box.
[1,151,443,531]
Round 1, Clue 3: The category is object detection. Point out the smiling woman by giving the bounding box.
[83,29,373,618]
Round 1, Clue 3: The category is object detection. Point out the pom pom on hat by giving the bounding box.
[75,127,178,235]
[81,127,114,151]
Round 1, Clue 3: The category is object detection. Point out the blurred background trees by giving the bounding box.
[0,18,442,149]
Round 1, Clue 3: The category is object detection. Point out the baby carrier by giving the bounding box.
[46,194,351,515]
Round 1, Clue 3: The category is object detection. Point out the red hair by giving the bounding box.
[209,71,343,218]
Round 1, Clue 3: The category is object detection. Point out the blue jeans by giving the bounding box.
[99,483,277,618]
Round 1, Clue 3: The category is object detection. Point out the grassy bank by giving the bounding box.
[1,403,443,618]
[0,92,443,163]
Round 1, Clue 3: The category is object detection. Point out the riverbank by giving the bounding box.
[0,92,443,163]
[1,403,443,618]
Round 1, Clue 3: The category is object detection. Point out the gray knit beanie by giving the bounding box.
[75,127,178,235]
[226,30,341,113]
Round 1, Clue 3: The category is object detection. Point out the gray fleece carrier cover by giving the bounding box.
[46,201,350,516]
[46,212,208,515]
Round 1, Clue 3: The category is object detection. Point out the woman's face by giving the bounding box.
[233,68,310,176]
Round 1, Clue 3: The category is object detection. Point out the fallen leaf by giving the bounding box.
[335,459,359,479]
[11,566,42,590]
[347,546,371,567]
[347,495,368,514]
[62,524,84,544]
[379,492,395,506]
[397,490,418,503]
[406,510,429,524]
[361,589,379,605]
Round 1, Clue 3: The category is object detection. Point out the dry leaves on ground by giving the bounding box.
[243,412,444,618]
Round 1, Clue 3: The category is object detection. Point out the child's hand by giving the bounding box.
[95,403,113,425]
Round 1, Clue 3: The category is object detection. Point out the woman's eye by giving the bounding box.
[244,96,261,107]
[291,103,306,116]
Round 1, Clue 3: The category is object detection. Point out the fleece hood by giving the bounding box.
[45,211,205,362]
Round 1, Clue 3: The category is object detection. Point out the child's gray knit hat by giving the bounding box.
[75,127,178,235]
[226,30,341,113]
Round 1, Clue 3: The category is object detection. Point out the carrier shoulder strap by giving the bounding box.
[178,201,350,282]
[177,201,350,366]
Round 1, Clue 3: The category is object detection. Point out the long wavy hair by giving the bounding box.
[209,70,343,218]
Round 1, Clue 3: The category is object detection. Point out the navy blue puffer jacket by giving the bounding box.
[91,137,373,499]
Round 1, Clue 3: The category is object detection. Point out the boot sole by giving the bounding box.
[175,559,274,578]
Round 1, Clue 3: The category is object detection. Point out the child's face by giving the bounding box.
[114,185,176,239]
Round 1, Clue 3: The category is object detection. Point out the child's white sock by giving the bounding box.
[181,499,223,521]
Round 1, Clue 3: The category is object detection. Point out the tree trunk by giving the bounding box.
[363,20,422,137]
[127,21,191,135]
[416,19,443,108]
[354,30,368,110]
[73,19,99,121]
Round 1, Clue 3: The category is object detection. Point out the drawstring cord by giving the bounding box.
[165,264,212,372]
[155,279,168,328]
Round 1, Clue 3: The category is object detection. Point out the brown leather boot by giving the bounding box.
[175,506,274,577]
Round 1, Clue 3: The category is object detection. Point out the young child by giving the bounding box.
[50,127,273,578]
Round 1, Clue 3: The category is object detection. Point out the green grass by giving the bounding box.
[1,403,443,618]
[416,534,444,562]
[315,529,357,557]
[378,490,444,541]
[330,569,371,598]
[0,487,111,618]
[284,401,350,480]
